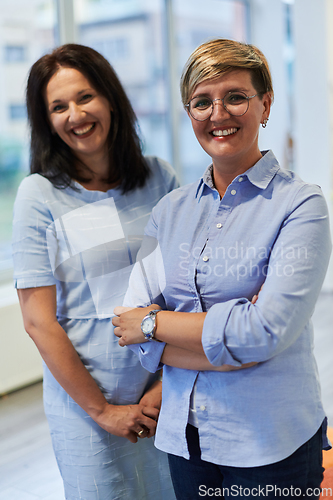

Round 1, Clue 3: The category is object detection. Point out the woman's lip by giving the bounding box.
[71,122,96,136]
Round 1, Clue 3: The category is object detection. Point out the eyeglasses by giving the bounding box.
[185,91,258,121]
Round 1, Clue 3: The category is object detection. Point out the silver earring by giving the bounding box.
[262,118,269,128]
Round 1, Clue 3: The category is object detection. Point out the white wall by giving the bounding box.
[250,0,333,291]
[0,284,42,394]
[293,0,333,290]
[250,0,290,168]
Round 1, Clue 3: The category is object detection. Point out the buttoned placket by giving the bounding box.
[189,179,244,430]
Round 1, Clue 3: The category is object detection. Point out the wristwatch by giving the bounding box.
[141,309,161,341]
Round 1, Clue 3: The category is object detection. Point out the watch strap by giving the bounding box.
[141,309,161,341]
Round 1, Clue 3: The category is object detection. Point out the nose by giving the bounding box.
[68,102,85,123]
[210,98,230,121]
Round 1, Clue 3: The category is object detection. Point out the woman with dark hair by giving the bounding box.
[12,44,177,500]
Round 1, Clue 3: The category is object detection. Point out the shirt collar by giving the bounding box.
[195,150,280,200]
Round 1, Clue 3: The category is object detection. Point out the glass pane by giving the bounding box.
[75,0,248,188]
[174,0,248,184]
[0,0,57,280]
[76,0,170,163]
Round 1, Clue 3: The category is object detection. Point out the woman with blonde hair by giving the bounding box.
[113,38,331,499]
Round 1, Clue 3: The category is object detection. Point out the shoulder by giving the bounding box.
[270,168,329,223]
[260,151,328,213]
[275,168,327,202]
[16,173,53,200]
[13,174,64,223]
[151,179,198,216]
[144,156,179,190]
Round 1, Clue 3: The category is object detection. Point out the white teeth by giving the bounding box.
[72,123,95,136]
[212,128,237,137]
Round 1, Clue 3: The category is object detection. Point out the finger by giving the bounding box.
[118,338,126,347]
[140,417,157,437]
[114,306,134,315]
[112,316,121,327]
[137,427,148,439]
[137,429,145,438]
[140,423,156,438]
[114,326,122,338]
[142,406,160,421]
[127,431,138,444]
[251,294,258,304]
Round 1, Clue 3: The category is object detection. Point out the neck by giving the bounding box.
[75,151,119,192]
[212,150,262,198]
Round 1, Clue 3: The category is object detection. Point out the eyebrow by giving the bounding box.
[192,87,250,98]
[49,88,94,105]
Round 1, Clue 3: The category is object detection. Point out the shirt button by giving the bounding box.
[238,177,243,182]
[200,405,206,411]
[203,256,209,262]
[216,223,222,229]
[231,189,237,195]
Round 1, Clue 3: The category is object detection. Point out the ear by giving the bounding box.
[261,92,272,122]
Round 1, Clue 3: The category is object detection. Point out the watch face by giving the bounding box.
[142,316,154,334]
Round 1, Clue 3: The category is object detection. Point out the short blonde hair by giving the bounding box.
[180,38,274,106]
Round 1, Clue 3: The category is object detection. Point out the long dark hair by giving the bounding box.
[26,44,150,192]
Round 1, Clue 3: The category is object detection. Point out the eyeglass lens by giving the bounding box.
[189,92,251,120]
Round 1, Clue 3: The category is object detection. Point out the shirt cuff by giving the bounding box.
[128,341,166,373]
[202,300,245,367]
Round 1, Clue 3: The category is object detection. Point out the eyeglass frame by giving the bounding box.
[185,91,258,121]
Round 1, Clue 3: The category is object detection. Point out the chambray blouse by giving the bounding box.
[126,150,332,468]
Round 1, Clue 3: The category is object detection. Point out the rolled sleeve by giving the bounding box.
[202,299,245,366]
[202,184,331,366]
[128,342,166,373]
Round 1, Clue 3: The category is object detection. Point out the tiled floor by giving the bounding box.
[0,382,64,499]
[0,292,332,500]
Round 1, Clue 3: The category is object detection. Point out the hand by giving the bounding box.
[113,305,161,347]
[139,380,162,410]
[94,402,159,443]
[251,284,264,304]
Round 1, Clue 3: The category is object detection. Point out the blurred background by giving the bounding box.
[0,0,332,394]
[0,2,332,498]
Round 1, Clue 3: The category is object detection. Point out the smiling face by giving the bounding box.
[45,66,112,166]
[188,69,271,176]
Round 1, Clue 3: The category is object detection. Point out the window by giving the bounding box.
[76,0,249,184]
[0,0,56,280]
[91,38,129,61]
[4,45,26,63]
[0,0,248,279]
[9,104,27,120]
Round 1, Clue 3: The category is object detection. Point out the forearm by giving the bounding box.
[139,379,162,409]
[114,306,207,354]
[28,319,109,419]
[154,311,206,354]
[162,344,257,371]
[18,287,160,443]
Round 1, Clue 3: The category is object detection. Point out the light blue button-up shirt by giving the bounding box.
[125,151,332,467]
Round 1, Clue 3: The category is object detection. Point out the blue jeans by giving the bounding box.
[168,424,324,499]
